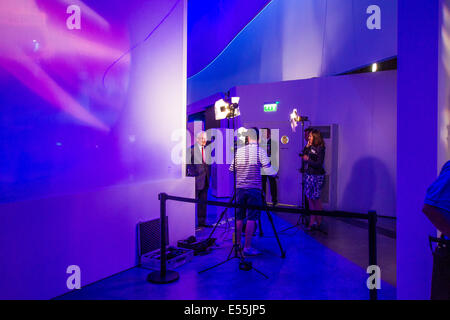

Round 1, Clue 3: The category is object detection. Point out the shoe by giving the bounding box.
[243,248,261,256]
[202,224,214,228]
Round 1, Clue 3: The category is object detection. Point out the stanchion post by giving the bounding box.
[368,210,378,300]
[147,193,179,284]
[160,192,167,277]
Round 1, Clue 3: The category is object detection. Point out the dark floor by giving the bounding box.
[57,196,396,300]
[277,213,396,286]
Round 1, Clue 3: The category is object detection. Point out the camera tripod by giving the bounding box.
[205,189,286,257]
[204,192,236,242]
[199,107,285,278]
[199,190,286,278]
[198,105,268,278]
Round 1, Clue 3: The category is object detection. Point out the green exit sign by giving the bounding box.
[264,101,279,112]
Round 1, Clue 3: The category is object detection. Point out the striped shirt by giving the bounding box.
[229,143,277,189]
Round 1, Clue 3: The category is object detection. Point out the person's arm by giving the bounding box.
[259,148,277,176]
[423,161,450,237]
[186,147,198,176]
[229,148,236,172]
[307,146,325,168]
[422,204,450,237]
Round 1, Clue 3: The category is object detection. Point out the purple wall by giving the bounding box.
[0,0,188,203]
[0,0,194,299]
[233,71,397,217]
[0,179,194,299]
[397,0,439,300]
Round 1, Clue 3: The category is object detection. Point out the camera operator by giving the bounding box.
[229,127,277,256]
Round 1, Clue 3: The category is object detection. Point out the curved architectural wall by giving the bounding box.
[188,0,397,104]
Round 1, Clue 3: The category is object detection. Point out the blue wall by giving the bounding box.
[397,0,439,300]
[188,0,397,104]
[187,0,271,77]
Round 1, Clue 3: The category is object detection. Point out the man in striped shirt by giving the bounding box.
[229,128,277,256]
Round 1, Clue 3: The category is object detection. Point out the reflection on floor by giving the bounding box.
[277,213,396,287]
[57,196,396,300]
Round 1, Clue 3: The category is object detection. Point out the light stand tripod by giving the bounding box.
[281,119,309,233]
[282,112,328,236]
[199,101,268,278]
[203,116,239,243]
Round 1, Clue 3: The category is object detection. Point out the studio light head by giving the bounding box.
[214,96,240,120]
[289,108,308,132]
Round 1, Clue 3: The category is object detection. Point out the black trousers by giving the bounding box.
[431,238,450,300]
[196,187,208,226]
[262,175,277,203]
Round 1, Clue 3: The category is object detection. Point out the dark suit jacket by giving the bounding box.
[186,144,211,191]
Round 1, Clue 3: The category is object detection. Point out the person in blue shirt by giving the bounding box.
[423,161,450,237]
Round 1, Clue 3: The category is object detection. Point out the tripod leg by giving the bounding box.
[280,214,303,232]
[258,215,263,237]
[259,192,268,237]
[265,210,286,258]
[206,206,228,239]
[206,193,236,240]
[198,256,233,274]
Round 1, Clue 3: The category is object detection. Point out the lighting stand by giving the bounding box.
[281,119,309,233]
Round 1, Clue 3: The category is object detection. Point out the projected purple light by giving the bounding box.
[0,0,130,130]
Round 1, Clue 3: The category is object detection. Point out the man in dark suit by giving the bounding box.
[261,128,278,206]
[187,131,211,230]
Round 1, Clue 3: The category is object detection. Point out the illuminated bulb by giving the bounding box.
[290,109,298,121]
[372,63,378,72]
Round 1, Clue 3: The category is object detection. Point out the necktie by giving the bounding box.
[202,147,205,164]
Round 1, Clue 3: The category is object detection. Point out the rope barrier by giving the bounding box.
[148,193,379,300]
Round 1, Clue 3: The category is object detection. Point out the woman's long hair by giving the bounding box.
[310,129,325,147]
